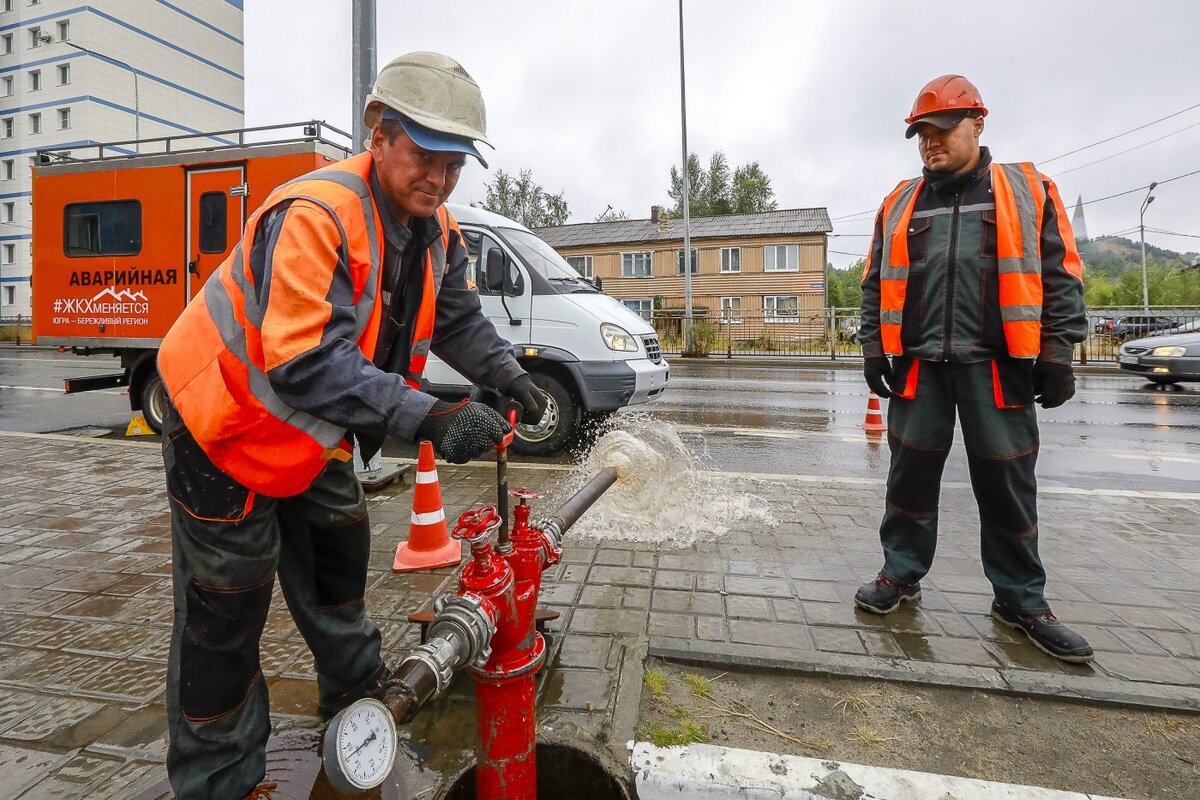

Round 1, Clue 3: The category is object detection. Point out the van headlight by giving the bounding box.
[1151,346,1186,357]
[601,323,638,352]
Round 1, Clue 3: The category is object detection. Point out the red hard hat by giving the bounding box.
[906,75,988,124]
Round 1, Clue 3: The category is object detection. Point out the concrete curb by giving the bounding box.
[663,355,1126,375]
[649,640,1200,713]
[631,742,1129,800]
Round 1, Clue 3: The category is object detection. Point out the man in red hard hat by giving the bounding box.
[855,75,1092,663]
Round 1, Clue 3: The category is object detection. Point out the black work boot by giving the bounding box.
[854,574,921,614]
[991,600,1094,663]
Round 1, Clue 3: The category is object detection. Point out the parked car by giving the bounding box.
[837,317,859,343]
[1092,316,1116,336]
[1113,315,1178,341]
[1117,324,1200,385]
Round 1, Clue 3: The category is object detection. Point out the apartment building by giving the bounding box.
[536,206,833,335]
[0,0,244,317]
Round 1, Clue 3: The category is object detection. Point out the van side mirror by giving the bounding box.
[485,247,506,293]
[593,276,603,292]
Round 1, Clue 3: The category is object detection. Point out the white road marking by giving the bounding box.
[0,384,124,396]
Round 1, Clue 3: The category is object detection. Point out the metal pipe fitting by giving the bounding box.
[542,466,618,538]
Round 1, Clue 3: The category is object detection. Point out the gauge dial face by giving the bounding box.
[329,698,397,791]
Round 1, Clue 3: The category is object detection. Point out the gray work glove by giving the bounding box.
[416,399,511,463]
[1033,359,1075,408]
[863,356,894,398]
[506,373,548,425]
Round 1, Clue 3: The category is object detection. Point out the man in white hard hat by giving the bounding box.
[157,52,546,799]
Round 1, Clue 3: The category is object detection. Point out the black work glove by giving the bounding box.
[506,373,548,425]
[1033,359,1075,409]
[863,356,894,398]
[416,399,511,463]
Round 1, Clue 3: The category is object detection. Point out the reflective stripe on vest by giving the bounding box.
[159,151,454,497]
[876,162,1047,358]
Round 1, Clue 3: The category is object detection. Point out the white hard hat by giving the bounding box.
[364,52,492,165]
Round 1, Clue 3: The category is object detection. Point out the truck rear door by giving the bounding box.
[186,165,246,300]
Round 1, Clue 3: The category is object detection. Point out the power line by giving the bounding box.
[1049,119,1200,178]
[1039,101,1200,165]
[1080,166,1200,207]
[828,248,867,258]
[1145,226,1200,240]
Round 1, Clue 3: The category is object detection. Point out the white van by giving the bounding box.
[422,204,669,455]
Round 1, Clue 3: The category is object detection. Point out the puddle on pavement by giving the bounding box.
[561,414,773,547]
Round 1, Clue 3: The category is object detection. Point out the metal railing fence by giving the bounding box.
[639,302,1200,363]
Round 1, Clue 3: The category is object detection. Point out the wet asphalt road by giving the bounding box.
[3,347,1198,494]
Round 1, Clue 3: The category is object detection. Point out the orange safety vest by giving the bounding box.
[871,162,1081,359]
[159,152,456,498]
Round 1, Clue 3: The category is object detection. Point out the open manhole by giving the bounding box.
[440,742,630,800]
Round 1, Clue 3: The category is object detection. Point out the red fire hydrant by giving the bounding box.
[451,488,561,800]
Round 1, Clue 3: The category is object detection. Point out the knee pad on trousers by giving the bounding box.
[180,574,273,721]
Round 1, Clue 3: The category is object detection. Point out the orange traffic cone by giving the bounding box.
[859,391,888,435]
[392,441,462,572]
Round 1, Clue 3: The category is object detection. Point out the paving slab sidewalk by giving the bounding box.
[0,430,1197,797]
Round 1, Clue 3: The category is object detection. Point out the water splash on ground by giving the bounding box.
[558,414,773,547]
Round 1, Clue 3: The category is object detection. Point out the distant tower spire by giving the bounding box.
[1071,194,1089,242]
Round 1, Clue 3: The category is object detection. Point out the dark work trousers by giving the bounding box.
[879,358,1049,614]
[162,406,385,800]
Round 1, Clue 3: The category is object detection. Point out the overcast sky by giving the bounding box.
[244,1,1200,269]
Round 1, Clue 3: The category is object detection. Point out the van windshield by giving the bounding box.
[498,228,598,293]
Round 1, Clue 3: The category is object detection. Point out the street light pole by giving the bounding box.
[1139,182,1157,314]
[49,37,140,150]
[677,0,693,352]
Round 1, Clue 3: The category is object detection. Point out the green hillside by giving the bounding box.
[1079,237,1200,306]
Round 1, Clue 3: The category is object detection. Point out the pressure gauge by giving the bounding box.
[322,697,398,794]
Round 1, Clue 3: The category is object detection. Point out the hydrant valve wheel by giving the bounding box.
[509,487,542,502]
[452,506,502,543]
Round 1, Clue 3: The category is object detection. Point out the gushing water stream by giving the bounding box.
[560,415,773,546]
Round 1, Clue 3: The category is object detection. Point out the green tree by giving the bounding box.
[483,169,570,227]
[827,261,865,310]
[668,151,777,217]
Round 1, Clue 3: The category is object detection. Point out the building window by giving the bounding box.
[622,299,653,319]
[621,251,653,278]
[3,286,13,306]
[1,118,12,139]
[565,255,593,279]
[2,243,14,264]
[1,0,12,13]
[2,159,13,180]
[28,113,41,134]
[1,77,11,97]
[2,202,13,222]
[764,244,799,272]
[675,248,698,275]
[764,295,799,322]
[28,26,42,48]
[720,247,741,273]
[64,200,143,257]
[57,107,70,130]
[29,69,41,91]
[57,63,70,85]
[2,33,11,53]
[720,296,743,324]
[57,19,69,40]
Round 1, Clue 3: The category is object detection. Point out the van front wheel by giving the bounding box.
[510,373,578,457]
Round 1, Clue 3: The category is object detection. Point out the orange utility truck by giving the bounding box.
[31,122,352,431]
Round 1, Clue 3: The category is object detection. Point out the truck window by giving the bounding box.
[63,200,141,257]
[199,191,227,254]
[462,228,502,296]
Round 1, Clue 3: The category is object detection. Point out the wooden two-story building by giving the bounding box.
[535,206,833,338]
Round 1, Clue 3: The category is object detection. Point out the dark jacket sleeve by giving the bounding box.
[857,206,887,359]
[429,228,526,393]
[261,202,437,443]
[1037,176,1087,363]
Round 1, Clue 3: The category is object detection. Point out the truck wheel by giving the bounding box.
[510,373,578,457]
[139,371,168,434]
